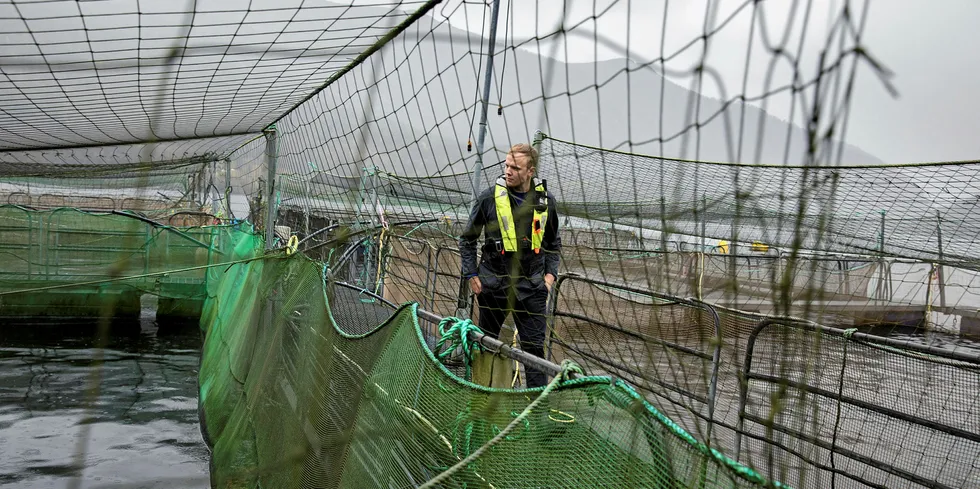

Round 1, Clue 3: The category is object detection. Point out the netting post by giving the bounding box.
[197,165,208,207]
[879,209,886,254]
[701,194,707,251]
[264,127,278,250]
[224,157,232,218]
[467,0,502,201]
[532,130,544,148]
[933,210,946,309]
[210,160,221,213]
[303,175,311,236]
[875,209,887,302]
[354,166,380,228]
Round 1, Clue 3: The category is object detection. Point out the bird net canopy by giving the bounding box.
[0,0,432,150]
[3,1,980,489]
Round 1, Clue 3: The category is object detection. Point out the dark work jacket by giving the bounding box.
[459,179,562,300]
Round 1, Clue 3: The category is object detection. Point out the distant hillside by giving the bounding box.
[276,7,884,180]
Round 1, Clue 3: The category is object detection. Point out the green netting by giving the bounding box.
[198,252,786,488]
[5,2,979,488]
[0,205,258,318]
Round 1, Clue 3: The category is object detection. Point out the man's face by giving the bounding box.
[504,152,533,190]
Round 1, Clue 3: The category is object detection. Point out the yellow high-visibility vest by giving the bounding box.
[493,179,548,254]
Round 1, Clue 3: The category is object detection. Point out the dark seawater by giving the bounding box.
[0,317,209,489]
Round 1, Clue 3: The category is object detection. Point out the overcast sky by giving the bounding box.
[4,0,977,164]
[430,0,980,164]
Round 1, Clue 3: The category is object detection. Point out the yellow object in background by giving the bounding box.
[717,240,729,254]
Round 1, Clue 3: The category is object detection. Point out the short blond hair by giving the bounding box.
[508,143,539,171]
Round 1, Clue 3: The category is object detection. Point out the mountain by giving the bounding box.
[274,7,884,183]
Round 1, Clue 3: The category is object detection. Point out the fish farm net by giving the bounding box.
[0,1,978,488]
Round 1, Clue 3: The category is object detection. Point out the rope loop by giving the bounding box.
[434,317,484,378]
[285,235,299,255]
[558,359,584,383]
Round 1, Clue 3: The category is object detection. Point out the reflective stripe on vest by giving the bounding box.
[493,181,548,254]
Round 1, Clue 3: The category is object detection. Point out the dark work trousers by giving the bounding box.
[476,285,549,388]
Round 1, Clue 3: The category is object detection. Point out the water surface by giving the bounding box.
[0,319,209,489]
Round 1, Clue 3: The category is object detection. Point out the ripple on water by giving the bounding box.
[0,321,209,489]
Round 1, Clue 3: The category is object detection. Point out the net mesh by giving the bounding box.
[199,251,783,489]
[0,206,245,319]
[1,1,979,488]
[0,1,427,150]
[738,319,980,488]
[535,136,980,267]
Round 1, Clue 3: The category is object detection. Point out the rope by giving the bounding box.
[829,327,858,488]
[397,221,459,241]
[434,317,485,380]
[402,221,428,238]
[419,359,583,489]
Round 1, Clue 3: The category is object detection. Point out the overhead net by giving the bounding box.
[0,136,255,216]
[2,0,978,488]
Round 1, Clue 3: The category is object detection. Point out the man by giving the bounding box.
[459,143,561,388]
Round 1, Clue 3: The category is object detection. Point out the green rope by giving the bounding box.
[402,221,429,237]
[419,359,583,489]
[434,317,485,380]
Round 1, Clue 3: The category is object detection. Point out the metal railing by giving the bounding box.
[734,317,980,489]
[373,231,980,488]
[333,280,570,379]
[548,274,723,444]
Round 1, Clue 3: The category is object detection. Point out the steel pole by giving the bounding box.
[467,0,503,201]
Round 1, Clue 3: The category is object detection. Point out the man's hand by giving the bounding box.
[544,273,555,292]
[469,276,482,295]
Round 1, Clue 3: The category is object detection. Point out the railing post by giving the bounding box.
[874,210,887,302]
[701,194,707,251]
[224,157,232,218]
[430,246,444,312]
[936,210,946,309]
[303,174,312,236]
[264,127,278,250]
[879,209,886,254]
[419,241,433,308]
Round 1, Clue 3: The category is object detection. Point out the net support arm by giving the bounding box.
[414,306,568,379]
[338,281,570,379]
